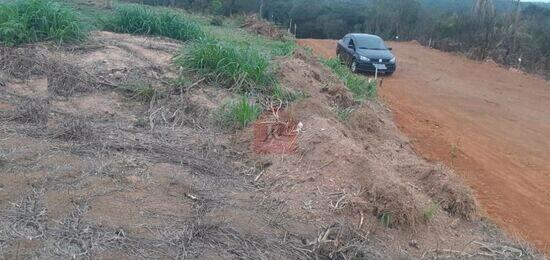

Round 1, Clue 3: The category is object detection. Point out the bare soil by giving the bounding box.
[0,29,544,259]
[298,38,550,255]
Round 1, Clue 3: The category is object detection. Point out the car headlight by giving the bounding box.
[390,57,396,63]
[359,56,370,62]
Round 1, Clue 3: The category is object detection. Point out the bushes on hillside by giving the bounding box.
[0,0,85,46]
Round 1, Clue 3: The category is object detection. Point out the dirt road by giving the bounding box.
[298,39,550,253]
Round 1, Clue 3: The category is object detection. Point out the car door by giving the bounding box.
[343,37,356,64]
[337,36,350,62]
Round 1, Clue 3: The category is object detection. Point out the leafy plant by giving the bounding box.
[0,0,85,46]
[216,95,262,129]
[175,38,272,92]
[105,3,204,41]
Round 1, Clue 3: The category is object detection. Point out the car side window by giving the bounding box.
[348,39,355,49]
[341,36,350,46]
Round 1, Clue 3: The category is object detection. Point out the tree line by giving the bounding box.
[128,0,550,77]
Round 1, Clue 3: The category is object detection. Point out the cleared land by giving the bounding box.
[298,38,550,254]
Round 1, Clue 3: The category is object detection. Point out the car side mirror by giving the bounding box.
[387,47,393,51]
[348,44,355,50]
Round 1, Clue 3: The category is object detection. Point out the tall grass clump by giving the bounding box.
[0,0,85,46]
[215,95,262,129]
[324,58,377,99]
[105,4,204,41]
[175,39,272,92]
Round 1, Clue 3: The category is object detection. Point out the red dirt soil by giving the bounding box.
[298,39,550,254]
[252,110,298,154]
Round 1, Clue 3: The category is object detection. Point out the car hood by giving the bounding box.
[356,49,394,60]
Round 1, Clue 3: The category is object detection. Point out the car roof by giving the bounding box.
[347,33,381,39]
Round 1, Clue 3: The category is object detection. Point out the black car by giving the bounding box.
[336,33,396,75]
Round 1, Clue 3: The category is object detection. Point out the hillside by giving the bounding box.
[0,0,546,259]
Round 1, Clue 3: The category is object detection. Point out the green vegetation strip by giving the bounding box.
[324,58,377,99]
[104,3,204,41]
[215,95,262,129]
[0,0,85,46]
[174,38,272,93]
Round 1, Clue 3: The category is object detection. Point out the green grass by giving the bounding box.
[174,38,272,93]
[380,212,393,228]
[104,3,204,41]
[324,58,378,99]
[118,81,155,102]
[0,0,86,46]
[216,95,262,129]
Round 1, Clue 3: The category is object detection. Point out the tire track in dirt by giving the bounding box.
[297,39,550,254]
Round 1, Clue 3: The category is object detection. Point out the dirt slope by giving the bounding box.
[298,39,550,254]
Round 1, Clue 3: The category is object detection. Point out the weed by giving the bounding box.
[105,3,204,41]
[423,202,439,222]
[270,40,296,56]
[118,81,155,102]
[215,95,262,129]
[271,84,305,103]
[0,0,85,46]
[379,212,392,228]
[335,107,354,121]
[175,38,272,92]
[324,58,377,99]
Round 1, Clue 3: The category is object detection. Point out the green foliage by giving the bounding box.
[174,38,272,92]
[0,0,85,46]
[216,95,262,129]
[380,212,392,228]
[211,0,223,15]
[270,40,296,56]
[210,16,224,26]
[105,3,204,41]
[324,58,377,99]
[118,81,155,102]
[335,107,354,121]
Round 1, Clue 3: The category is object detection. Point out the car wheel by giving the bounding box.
[350,60,358,73]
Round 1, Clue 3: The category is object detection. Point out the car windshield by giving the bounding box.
[355,36,387,50]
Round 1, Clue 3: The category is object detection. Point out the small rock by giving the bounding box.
[409,240,419,249]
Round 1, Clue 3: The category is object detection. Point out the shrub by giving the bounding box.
[324,58,377,99]
[175,39,272,92]
[105,4,204,41]
[0,0,85,46]
[216,96,262,129]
